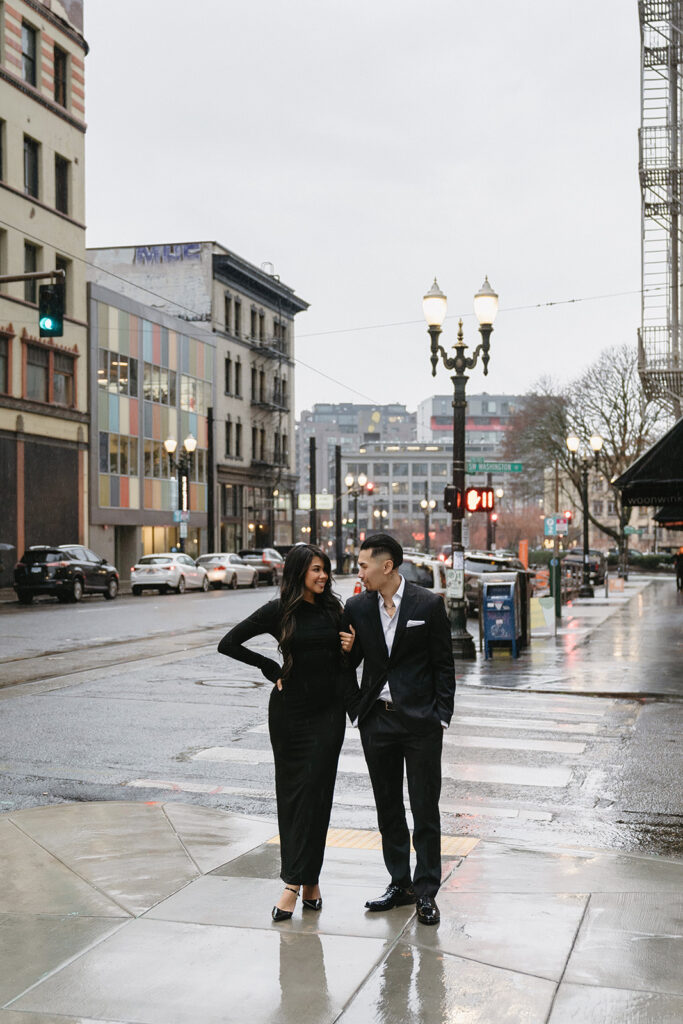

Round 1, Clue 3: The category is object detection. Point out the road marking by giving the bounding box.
[454,715,598,734]
[191,747,573,788]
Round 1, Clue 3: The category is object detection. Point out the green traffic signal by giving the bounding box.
[38,283,65,337]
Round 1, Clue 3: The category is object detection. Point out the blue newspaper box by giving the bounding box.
[482,574,522,659]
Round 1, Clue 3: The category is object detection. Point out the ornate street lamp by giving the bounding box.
[424,276,499,658]
[164,434,197,553]
[566,432,603,597]
[420,484,436,556]
[344,472,368,571]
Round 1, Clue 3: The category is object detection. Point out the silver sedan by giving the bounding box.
[195,553,259,589]
[130,553,209,595]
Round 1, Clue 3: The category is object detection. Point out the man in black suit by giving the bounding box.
[341,533,455,925]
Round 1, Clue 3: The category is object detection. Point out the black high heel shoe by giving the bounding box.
[272,886,299,922]
[302,896,322,911]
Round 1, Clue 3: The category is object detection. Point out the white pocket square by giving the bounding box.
[406,619,425,627]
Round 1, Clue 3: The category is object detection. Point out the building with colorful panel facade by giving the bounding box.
[87,242,308,554]
[0,0,88,587]
[88,283,215,575]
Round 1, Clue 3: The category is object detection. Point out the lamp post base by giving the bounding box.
[448,597,477,659]
[579,583,595,598]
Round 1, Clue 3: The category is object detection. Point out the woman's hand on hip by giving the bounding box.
[275,678,283,691]
[339,625,356,653]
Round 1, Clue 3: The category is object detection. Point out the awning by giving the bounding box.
[614,416,683,507]
[654,503,683,528]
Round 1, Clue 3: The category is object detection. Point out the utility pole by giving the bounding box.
[334,445,343,573]
[309,435,318,546]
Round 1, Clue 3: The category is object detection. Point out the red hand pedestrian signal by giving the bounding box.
[465,487,495,512]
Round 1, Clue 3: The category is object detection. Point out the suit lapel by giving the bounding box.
[388,582,418,664]
[363,589,386,656]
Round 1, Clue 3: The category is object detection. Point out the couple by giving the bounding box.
[217,533,455,926]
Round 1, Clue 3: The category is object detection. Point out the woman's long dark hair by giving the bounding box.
[278,544,342,681]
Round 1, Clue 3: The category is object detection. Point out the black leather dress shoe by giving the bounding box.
[415,896,440,925]
[365,884,416,912]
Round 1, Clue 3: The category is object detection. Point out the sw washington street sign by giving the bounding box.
[467,460,523,473]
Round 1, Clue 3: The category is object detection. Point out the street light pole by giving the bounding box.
[164,434,197,553]
[424,276,499,659]
[420,483,436,555]
[344,472,367,572]
[566,433,603,598]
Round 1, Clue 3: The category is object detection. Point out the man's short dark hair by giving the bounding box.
[359,533,403,569]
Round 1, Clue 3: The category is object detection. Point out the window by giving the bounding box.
[0,336,8,393]
[224,293,231,332]
[24,243,38,303]
[234,299,241,337]
[274,432,281,463]
[259,370,265,402]
[0,120,4,181]
[592,501,603,516]
[392,463,409,476]
[281,377,288,407]
[250,365,257,400]
[282,433,289,464]
[224,355,232,394]
[432,463,449,476]
[55,155,69,214]
[251,426,258,460]
[607,501,616,516]
[54,45,68,106]
[391,481,408,495]
[235,360,242,397]
[412,463,428,476]
[52,352,74,405]
[259,312,265,340]
[235,421,242,458]
[26,345,48,401]
[373,463,389,477]
[22,23,37,86]
[225,418,232,457]
[251,308,258,338]
[24,136,39,199]
[260,429,266,462]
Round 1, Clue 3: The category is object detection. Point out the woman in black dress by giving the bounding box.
[217,544,352,921]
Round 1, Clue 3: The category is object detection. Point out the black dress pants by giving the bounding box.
[360,703,443,897]
[269,689,345,885]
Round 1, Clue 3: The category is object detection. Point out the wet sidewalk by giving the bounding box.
[1,799,682,1023]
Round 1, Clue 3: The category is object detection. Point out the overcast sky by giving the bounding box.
[84,1,640,415]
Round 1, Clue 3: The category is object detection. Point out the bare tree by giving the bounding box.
[503,346,664,556]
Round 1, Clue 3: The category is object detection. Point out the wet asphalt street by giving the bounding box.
[1,577,681,858]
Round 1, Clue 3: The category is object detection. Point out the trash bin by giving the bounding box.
[481,573,522,659]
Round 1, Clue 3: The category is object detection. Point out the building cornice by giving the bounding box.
[0,66,86,132]
[0,394,88,422]
[20,0,88,52]
[213,254,308,316]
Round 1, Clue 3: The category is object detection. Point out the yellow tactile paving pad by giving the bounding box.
[267,827,479,857]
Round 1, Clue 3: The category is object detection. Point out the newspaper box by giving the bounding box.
[482,573,522,659]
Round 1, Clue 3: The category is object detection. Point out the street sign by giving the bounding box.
[544,514,569,537]
[624,525,641,535]
[297,493,334,510]
[173,510,190,523]
[467,460,523,473]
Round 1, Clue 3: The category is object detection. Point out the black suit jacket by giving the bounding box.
[342,580,455,734]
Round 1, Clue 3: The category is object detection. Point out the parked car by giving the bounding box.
[238,548,285,585]
[130,553,209,595]
[196,553,258,589]
[560,548,606,585]
[463,551,535,616]
[14,544,120,604]
[401,552,447,595]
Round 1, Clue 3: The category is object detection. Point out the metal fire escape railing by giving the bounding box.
[638,0,683,414]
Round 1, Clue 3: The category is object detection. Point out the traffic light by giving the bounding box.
[38,282,65,337]
[564,509,573,522]
[465,486,495,512]
[443,485,462,513]
[490,512,499,522]
[365,481,375,496]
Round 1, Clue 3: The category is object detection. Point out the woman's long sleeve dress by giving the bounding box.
[217,598,348,885]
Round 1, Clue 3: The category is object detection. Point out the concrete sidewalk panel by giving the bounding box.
[9,803,199,916]
[144,875,415,939]
[548,982,683,1023]
[564,892,683,995]
[338,941,555,1024]
[211,841,393,888]
[0,820,125,918]
[444,841,683,894]
[0,1014,126,1023]
[11,919,387,1024]
[161,804,276,874]
[406,891,588,981]
[0,915,124,1006]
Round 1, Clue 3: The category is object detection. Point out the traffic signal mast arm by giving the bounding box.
[0,269,66,284]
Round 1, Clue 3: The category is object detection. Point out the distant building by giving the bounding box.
[417,393,521,458]
[0,0,88,585]
[88,243,308,554]
[296,403,416,495]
